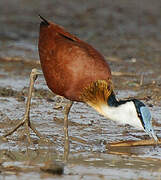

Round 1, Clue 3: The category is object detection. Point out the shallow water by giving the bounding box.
[0,0,161,179]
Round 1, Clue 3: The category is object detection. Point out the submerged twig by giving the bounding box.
[111,71,137,77]
[140,73,144,86]
[107,138,161,148]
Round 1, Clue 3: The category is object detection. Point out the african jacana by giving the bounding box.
[38,16,157,141]
[4,16,158,143]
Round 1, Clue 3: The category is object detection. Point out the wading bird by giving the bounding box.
[4,16,158,143]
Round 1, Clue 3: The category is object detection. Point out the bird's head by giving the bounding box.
[105,94,158,141]
[105,95,158,141]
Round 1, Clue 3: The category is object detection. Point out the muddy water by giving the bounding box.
[0,0,161,179]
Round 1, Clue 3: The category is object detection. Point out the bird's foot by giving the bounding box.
[3,114,46,144]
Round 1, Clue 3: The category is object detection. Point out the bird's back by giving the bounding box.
[38,19,111,101]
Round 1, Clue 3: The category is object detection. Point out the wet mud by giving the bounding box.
[0,0,161,179]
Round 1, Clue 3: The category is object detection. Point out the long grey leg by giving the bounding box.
[4,69,44,143]
[63,101,73,161]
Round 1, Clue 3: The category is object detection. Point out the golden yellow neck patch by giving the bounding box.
[80,79,113,113]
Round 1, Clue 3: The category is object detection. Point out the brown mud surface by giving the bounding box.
[0,0,161,179]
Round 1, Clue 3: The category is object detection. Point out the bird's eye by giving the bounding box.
[138,112,142,118]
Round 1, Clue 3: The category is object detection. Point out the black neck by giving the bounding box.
[107,92,129,107]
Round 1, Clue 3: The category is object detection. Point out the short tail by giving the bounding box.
[39,15,50,26]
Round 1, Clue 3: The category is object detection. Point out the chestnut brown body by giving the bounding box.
[38,19,111,102]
